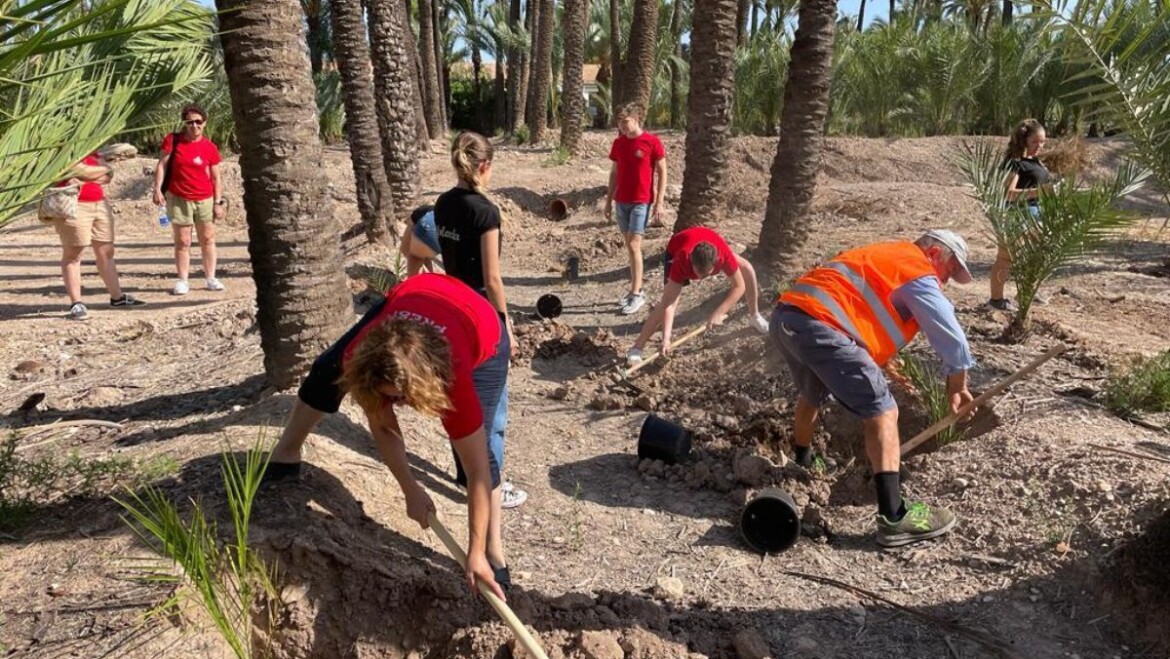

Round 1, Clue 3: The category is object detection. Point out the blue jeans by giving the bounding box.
[411,210,441,254]
[615,202,650,235]
[454,321,509,489]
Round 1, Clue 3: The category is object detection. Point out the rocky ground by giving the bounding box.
[1,131,1168,659]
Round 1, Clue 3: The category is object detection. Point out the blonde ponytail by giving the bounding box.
[451,131,506,226]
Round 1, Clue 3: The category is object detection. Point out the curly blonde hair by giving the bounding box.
[339,318,453,419]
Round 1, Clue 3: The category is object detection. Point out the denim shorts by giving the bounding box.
[411,210,440,254]
[769,305,896,419]
[615,202,650,235]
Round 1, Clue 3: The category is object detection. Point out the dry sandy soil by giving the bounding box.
[1,131,1168,659]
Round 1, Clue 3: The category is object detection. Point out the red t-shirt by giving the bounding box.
[58,153,104,202]
[666,227,740,284]
[161,133,221,201]
[608,131,665,204]
[343,274,502,441]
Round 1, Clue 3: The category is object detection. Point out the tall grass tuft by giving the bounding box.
[116,442,277,659]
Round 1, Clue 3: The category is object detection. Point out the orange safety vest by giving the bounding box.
[778,241,936,366]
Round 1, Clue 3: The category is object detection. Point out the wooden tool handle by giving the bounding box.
[624,325,708,377]
[427,513,549,659]
[900,344,1067,456]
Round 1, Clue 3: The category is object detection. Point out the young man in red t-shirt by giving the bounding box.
[627,226,769,364]
[604,102,666,315]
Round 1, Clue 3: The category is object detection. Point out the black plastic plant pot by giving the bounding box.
[536,294,563,319]
[637,414,692,464]
[739,488,801,554]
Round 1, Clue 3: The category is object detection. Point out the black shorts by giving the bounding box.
[297,298,388,413]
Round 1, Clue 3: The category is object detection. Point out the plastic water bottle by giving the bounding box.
[157,204,170,228]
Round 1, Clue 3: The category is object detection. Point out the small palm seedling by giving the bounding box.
[898,354,963,446]
[958,140,1147,341]
[116,441,278,659]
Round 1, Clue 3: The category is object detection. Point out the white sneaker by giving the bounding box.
[172,280,190,296]
[751,313,770,334]
[621,292,645,315]
[68,302,89,321]
[619,292,633,307]
[626,348,644,366]
[205,277,225,292]
[501,481,528,509]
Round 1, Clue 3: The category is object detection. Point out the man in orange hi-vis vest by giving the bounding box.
[772,230,976,548]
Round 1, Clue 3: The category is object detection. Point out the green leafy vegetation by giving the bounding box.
[899,353,963,446]
[1103,351,1170,420]
[0,0,214,224]
[0,433,179,532]
[117,442,278,659]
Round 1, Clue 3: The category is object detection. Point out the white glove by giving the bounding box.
[626,348,644,366]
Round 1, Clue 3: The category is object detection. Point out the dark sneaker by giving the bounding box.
[110,294,146,307]
[261,461,302,484]
[988,298,1017,312]
[876,501,957,548]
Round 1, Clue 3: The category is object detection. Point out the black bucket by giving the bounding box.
[536,294,563,319]
[739,488,801,554]
[637,414,692,464]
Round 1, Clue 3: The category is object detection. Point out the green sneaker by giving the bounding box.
[876,501,957,548]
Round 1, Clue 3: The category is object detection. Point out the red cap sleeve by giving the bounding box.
[652,135,665,162]
[161,133,174,154]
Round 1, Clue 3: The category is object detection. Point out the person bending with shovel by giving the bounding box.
[627,226,769,365]
[265,273,510,598]
[771,230,976,548]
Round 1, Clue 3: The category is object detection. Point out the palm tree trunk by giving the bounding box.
[332,0,395,246]
[401,12,433,147]
[524,0,541,129]
[1001,0,1012,25]
[366,0,422,218]
[417,0,447,138]
[305,3,326,74]
[434,0,449,123]
[858,0,866,30]
[471,46,483,130]
[755,0,836,283]
[560,0,588,153]
[676,0,738,231]
[888,0,895,21]
[506,0,523,131]
[620,0,660,111]
[216,0,351,389]
[751,0,759,36]
[493,39,507,132]
[737,0,750,45]
[669,0,685,129]
[526,0,555,142]
[510,0,531,133]
[609,0,622,120]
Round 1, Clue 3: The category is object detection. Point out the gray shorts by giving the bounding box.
[769,305,896,419]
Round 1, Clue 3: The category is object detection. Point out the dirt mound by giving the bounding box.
[1105,504,1170,653]
[514,320,622,367]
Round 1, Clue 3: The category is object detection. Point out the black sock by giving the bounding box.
[794,445,813,467]
[874,471,904,520]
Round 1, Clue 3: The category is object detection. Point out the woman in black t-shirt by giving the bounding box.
[433,130,529,521]
[991,118,1052,310]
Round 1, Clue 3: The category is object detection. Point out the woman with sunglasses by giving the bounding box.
[151,104,226,295]
[264,272,510,598]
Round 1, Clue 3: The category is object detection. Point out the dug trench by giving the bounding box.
[519,319,1003,546]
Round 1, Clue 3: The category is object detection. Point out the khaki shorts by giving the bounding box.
[53,200,114,247]
[166,194,214,225]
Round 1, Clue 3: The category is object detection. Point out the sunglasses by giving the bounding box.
[184,119,206,126]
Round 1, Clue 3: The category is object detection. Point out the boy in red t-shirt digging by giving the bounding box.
[604,103,666,316]
[627,227,769,365]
